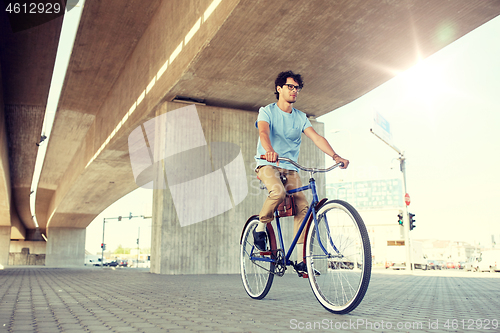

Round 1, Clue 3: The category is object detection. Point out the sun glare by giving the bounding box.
[400,61,448,107]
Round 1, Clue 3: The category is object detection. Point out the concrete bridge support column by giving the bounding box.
[45,227,86,267]
[0,226,10,267]
[149,102,325,275]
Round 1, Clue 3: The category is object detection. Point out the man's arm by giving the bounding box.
[257,121,279,164]
[303,126,349,169]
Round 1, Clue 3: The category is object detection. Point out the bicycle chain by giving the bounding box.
[251,249,286,276]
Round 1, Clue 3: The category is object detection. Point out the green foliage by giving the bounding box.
[114,245,131,254]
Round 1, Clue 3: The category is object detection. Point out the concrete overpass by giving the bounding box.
[1,0,499,271]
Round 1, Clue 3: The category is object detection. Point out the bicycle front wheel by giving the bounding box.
[305,200,371,314]
[240,217,276,299]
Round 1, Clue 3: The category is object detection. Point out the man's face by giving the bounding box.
[277,78,300,104]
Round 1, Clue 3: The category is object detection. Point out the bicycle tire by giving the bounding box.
[240,217,276,299]
[305,200,371,314]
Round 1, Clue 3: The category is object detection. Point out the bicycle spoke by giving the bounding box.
[306,200,371,314]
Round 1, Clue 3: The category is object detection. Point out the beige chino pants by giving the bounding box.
[256,165,309,244]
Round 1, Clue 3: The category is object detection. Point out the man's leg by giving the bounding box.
[257,166,287,224]
[254,166,286,250]
[284,170,309,263]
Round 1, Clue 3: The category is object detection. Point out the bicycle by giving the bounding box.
[240,156,371,314]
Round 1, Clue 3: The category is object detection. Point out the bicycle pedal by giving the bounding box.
[296,271,308,278]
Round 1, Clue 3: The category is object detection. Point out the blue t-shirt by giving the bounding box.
[254,103,312,171]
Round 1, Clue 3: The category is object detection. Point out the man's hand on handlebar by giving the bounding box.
[264,151,279,166]
[333,155,349,169]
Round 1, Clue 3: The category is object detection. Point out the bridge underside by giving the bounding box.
[1,0,499,268]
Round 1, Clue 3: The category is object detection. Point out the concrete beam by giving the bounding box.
[0,6,63,231]
[167,0,500,116]
[0,62,11,228]
[10,207,25,240]
[41,0,241,230]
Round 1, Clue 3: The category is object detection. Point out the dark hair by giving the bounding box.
[274,71,304,100]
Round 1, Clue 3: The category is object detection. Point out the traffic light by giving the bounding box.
[101,243,106,250]
[129,212,132,220]
[397,211,403,226]
[118,216,122,221]
[409,213,416,230]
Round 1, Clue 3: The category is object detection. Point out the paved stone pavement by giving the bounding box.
[0,267,499,333]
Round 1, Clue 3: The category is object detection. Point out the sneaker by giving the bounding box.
[295,261,321,277]
[253,229,267,251]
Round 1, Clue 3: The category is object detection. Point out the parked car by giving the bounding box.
[85,256,103,266]
[118,260,128,267]
[137,260,151,268]
[446,261,457,269]
[477,250,500,272]
[104,260,119,267]
[464,257,479,271]
[427,260,442,270]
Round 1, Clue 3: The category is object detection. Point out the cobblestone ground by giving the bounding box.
[0,267,499,333]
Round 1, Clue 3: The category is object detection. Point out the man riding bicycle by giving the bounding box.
[254,70,349,275]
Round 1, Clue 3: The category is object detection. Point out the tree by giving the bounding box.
[114,245,131,254]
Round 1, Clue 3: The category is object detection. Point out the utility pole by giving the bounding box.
[370,128,412,271]
[137,227,140,268]
[101,218,106,267]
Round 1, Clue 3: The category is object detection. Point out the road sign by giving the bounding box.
[374,111,391,135]
[370,111,401,155]
[404,193,411,206]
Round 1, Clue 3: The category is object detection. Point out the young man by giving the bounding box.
[254,70,349,274]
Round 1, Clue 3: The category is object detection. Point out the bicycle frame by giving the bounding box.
[250,169,340,267]
[281,181,316,264]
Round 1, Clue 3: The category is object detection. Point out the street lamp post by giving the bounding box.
[370,129,412,271]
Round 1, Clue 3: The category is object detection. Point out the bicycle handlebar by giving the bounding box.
[259,155,343,173]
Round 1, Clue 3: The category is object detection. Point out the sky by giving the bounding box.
[85,14,500,253]
[319,16,500,246]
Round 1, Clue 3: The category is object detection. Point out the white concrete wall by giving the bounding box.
[45,228,86,267]
[9,240,47,254]
[150,102,325,274]
[0,226,10,267]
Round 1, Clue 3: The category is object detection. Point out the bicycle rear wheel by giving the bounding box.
[305,200,371,314]
[240,217,276,299]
